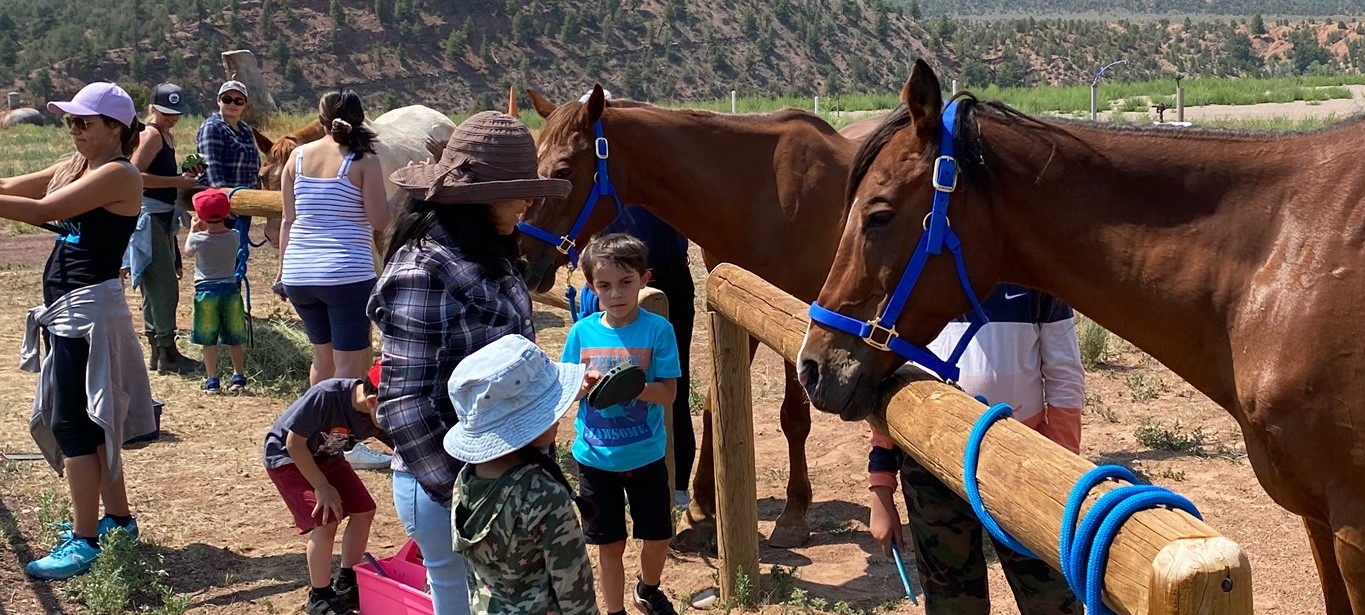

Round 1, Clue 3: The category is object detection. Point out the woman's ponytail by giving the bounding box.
[319,88,376,157]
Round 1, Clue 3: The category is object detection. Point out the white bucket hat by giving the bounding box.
[443,335,586,464]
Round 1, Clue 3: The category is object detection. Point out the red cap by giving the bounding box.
[368,359,383,390]
[192,189,231,222]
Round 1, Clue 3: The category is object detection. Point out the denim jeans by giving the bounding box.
[392,471,470,615]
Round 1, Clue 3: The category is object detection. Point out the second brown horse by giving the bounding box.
[521,86,860,546]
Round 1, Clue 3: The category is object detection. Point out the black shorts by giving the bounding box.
[578,456,674,544]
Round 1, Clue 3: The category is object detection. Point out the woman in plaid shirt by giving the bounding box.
[366,112,570,615]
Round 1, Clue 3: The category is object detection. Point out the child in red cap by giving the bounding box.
[183,189,248,393]
[264,360,391,615]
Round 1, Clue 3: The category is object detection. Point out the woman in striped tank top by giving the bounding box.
[276,89,390,384]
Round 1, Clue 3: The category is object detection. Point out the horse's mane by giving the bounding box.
[848,94,1044,202]
[268,119,327,164]
[847,92,1365,202]
[539,96,840,145]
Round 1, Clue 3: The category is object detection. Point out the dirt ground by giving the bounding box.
[0,228,1324,615]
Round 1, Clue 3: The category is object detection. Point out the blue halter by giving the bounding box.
[807,100,989,383]
[516,119,624,320]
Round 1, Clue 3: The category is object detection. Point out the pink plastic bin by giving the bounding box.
[355,540,434,615]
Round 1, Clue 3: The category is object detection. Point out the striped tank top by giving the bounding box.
[280,147,376,286]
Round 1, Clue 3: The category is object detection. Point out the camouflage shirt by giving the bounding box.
[452,463,597,615]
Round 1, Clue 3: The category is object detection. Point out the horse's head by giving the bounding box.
[519,84,620,293]
[798,60,1003,420]
[257,120,325,190]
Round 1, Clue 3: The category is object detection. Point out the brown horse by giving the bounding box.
[798,60,1365,612]
[521,85,859,546]
[254,120,327,190]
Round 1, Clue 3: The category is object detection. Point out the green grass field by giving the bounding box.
[4,72,1359,184]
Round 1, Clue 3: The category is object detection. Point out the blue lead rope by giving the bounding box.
[226,186,267,347]
[962,402,1203,615]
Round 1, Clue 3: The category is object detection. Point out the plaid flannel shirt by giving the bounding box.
[367,225,535,505]
[195,113,261,189]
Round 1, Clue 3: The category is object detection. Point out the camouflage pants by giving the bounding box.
[900,456,1080,615]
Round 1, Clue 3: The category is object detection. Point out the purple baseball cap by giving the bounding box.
[47,82,137,128]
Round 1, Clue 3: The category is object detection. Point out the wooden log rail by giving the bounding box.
[704,263,1252,615]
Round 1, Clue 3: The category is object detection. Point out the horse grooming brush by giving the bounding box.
[587,364,646,409]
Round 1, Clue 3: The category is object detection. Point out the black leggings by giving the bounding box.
[49,335,105,458]
[648,260,696,491]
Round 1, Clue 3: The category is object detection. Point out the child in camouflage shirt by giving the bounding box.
[442,334,600,614]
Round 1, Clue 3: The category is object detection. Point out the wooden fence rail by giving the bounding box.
[704,263,1251,615]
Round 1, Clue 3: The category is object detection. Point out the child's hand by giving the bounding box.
[868,486,904,557]
[575,370,601,401]
[190,214,207,232]
[312,483,345,525]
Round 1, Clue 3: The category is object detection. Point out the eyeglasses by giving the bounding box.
[219,95,246,106]
[63,116,101,132]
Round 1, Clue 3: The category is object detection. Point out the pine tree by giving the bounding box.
[1251,13,1266,35]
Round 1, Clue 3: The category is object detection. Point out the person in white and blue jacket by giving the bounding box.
[866,284,1086,615]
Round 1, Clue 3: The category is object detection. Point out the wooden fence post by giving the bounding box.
[709,311,759,604]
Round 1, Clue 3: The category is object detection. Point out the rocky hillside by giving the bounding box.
[1,0,1363,117]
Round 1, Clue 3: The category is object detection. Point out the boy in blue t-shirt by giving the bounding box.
[561,233,681,615]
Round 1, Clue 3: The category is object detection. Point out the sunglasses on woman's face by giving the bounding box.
[219,95,246,106]
[63,116,102,132]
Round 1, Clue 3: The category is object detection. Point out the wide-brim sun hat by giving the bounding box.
[442,334,586,464]
[390,111,571,204]
[47,82,137,128]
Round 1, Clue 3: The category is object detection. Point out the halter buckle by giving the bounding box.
[555,237,575,255]
[933,155,959,193]
[863,320,898,352]
[595,137,609,160]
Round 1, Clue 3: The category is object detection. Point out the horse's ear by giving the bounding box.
[584,84,606,124]
[902,59,943,144]
[252,128,274,154]
[528,89,557,119]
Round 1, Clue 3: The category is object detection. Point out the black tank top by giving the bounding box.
[142,128,178,206]
[43,163,139,305]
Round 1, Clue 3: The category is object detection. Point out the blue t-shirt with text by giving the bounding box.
[561,310,681,473]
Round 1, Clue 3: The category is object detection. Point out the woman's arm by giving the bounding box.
[356,156,391,233]
[275,150,297,283]
[0,162,141,224]
[133,128,199,190]
[0,162,64,200]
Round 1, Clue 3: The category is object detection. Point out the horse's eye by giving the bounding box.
[553,168,573,180]
[866,210,893,230]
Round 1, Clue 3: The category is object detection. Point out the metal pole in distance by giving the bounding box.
[731,90,737,113]
[814,95,820,115]
[1090,59,1127,121]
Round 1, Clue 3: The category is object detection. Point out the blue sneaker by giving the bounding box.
[57,516,139,543]
[203,377,221,394]
[25,537,100,579]
[229,373,247,392]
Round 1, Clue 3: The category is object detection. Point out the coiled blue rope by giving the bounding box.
[963,403,1204,615]
[962,402,1039,559]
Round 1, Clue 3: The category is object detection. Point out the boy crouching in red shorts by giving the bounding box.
[263,361,391,615]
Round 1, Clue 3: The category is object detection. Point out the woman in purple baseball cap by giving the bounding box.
[0,82,155,580]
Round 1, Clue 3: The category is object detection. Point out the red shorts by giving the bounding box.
[267,458,377,534]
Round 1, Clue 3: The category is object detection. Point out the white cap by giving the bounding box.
[47,82,137,128]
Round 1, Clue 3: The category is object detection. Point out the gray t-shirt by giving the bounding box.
[185,229,239,285]
[262,378,388,469]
